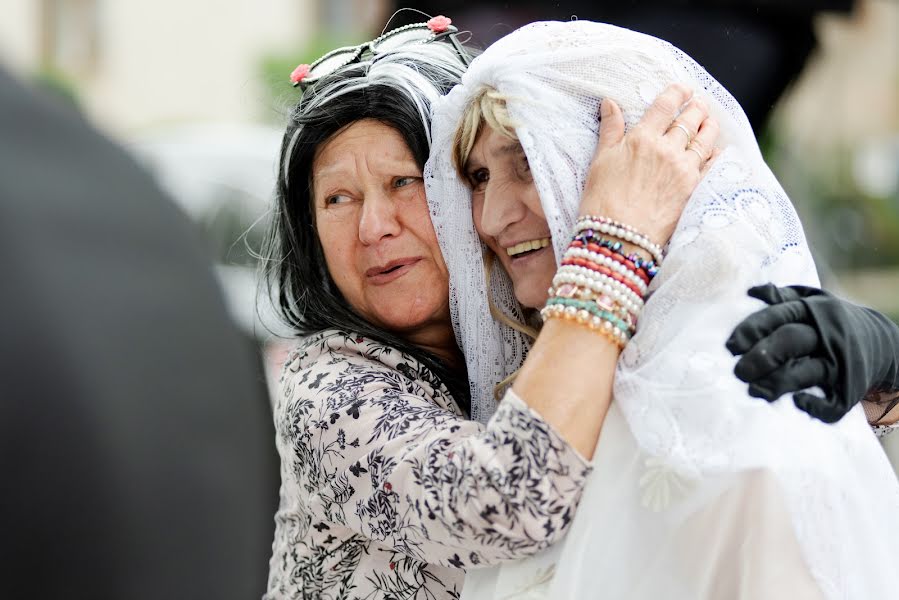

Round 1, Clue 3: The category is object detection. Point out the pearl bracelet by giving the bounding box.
[552,267,644,313]
[563,246,648,295]
[561,257,645,298]
[540,304,628,349]
[575,215,664,265]
[571,239,654,284]
[545,296,634,335]
[548,282,636,326]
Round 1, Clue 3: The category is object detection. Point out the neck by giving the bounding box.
[404,322,464,372]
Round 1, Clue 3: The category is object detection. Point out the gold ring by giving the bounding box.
[687,143,706,162]
[669,122,693,143]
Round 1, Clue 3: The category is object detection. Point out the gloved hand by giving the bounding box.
[726,284,899,424]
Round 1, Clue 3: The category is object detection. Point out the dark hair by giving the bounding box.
[262,42,472,412]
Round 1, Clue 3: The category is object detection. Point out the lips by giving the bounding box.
[365,257,422,285]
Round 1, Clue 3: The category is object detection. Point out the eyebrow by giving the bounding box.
[463,140,526,172]
[313,156,419,185]
[493,141,525,158]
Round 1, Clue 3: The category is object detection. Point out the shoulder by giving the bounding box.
[278,329,460,416]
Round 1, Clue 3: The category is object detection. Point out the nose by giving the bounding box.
[358,188,401,246]
[479,181,527,240]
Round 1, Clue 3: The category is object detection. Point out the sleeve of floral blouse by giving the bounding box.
[290,364,591,569]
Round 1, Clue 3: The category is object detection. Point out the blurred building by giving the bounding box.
[0,0,387,135]
[776,1,898,153]
[770,0,899,318]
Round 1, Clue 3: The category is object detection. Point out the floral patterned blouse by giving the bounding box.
[265,330,591,600]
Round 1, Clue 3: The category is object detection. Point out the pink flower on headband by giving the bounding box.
[290,64,311,84]
[427,15,452,33]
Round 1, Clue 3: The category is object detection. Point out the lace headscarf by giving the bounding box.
[426,21,899,597]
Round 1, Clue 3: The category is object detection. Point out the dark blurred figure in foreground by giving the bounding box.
[0,67,277,599]
[393,0,854,133]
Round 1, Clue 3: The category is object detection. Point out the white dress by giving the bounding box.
[463,397,894,599]
[424,20,899,600]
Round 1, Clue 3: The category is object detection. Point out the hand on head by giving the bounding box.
[579,83,721,248]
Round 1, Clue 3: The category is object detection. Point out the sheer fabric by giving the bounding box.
[425,21,899,599]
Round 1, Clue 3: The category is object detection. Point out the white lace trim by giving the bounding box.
[426,21,899,599]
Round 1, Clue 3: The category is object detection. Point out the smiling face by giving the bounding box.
[464,126,555,309]
[312,119,453,343]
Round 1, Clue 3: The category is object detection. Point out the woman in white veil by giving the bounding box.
[426,21,899,599]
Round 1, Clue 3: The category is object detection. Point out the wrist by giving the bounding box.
[863,390,899,426]
[542,219,662,346]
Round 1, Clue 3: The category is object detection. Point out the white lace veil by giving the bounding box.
[426,20,801,426]
[426,21,899,597]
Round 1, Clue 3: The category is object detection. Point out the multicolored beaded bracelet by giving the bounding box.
[550,270,643,315]
[575,215,665,265]
[569,239,655,285]
[545,297,633,336]
[553,264,644,309]
[539,304,628,350]
[571,233,659,280]
[548,282,635,325]
[561,256,645,298]
[542,216,661,346]
[564,246,648,294]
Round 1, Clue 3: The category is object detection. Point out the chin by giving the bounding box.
[514,285,549,311]
[513,271,554,310]
[369,288,451,334]
[374,308,436,332]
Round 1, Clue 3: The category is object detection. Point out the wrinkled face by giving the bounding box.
[312,119,452,336]
[464,126,555,309]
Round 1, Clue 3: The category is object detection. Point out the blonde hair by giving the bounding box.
[452,87,519,177]
[483,252,540,400]
[452,94,541,399]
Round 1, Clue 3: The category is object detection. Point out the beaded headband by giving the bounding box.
[289,16,470,89]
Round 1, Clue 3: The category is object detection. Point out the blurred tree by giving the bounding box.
[258,31,369,122]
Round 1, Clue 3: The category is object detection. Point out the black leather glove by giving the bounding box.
[726,284,899,424]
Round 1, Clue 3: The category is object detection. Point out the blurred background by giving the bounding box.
[2,0,896,464]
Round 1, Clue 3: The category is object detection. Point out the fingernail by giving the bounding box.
[601,99,611,117]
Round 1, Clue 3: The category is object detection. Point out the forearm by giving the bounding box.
[289,376,590,566]
[513,317,619,460]
[862,390,899,426]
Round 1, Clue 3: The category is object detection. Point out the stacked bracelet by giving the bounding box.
[551,268,643,315]
[570,238,657,282]
[542,215,665,347]
[575,215,665,266]
[564,246,648,295]
[561,255,645,298]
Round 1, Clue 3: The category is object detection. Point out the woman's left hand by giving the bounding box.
[578,83,721,247]
[726,284,899,424]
